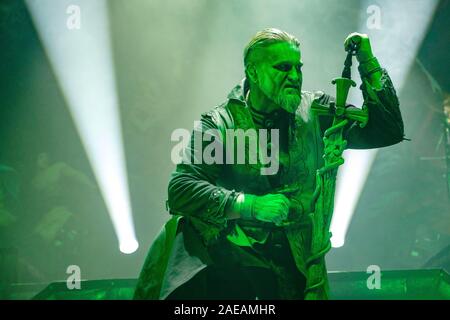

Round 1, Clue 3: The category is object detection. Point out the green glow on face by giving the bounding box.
[253,42,303,113]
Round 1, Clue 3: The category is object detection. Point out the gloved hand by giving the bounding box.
[344,32,374,63]
[240,193,290,226]
[344,32,382,88]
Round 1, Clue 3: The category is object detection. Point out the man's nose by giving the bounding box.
[287,68,300,82]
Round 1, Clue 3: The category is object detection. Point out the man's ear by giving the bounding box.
[246,63,258,84]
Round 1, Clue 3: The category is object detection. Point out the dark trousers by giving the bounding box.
[167,229,306,300]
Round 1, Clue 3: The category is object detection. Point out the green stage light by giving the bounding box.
[26,0,138,254]
[330,0,439,248]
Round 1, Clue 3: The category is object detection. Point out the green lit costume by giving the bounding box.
[134,65,404,300]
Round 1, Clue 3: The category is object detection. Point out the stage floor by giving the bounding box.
[1,269,449,300]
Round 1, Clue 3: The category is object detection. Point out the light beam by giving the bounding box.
[330,0,439,247]
[26,0,138,254]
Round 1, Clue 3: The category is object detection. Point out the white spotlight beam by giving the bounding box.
[330,0,438,248]
[26,0,138,254]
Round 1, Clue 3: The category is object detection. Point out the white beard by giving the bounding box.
[296,91,313,123]
[274,92,300,114]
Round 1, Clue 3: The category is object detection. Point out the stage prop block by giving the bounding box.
[2,269,448,300]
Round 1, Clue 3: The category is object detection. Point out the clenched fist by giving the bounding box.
[344,32,374,63]
[252,193,290,226]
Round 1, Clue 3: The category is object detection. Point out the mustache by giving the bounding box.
[284,83,300,90]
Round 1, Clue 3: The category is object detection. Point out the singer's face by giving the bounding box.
[253,42,303,113]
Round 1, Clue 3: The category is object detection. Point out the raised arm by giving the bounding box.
[318,33,405,149]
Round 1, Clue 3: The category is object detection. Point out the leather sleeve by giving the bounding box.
[317,69,405,149]
[167,107,238,244]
